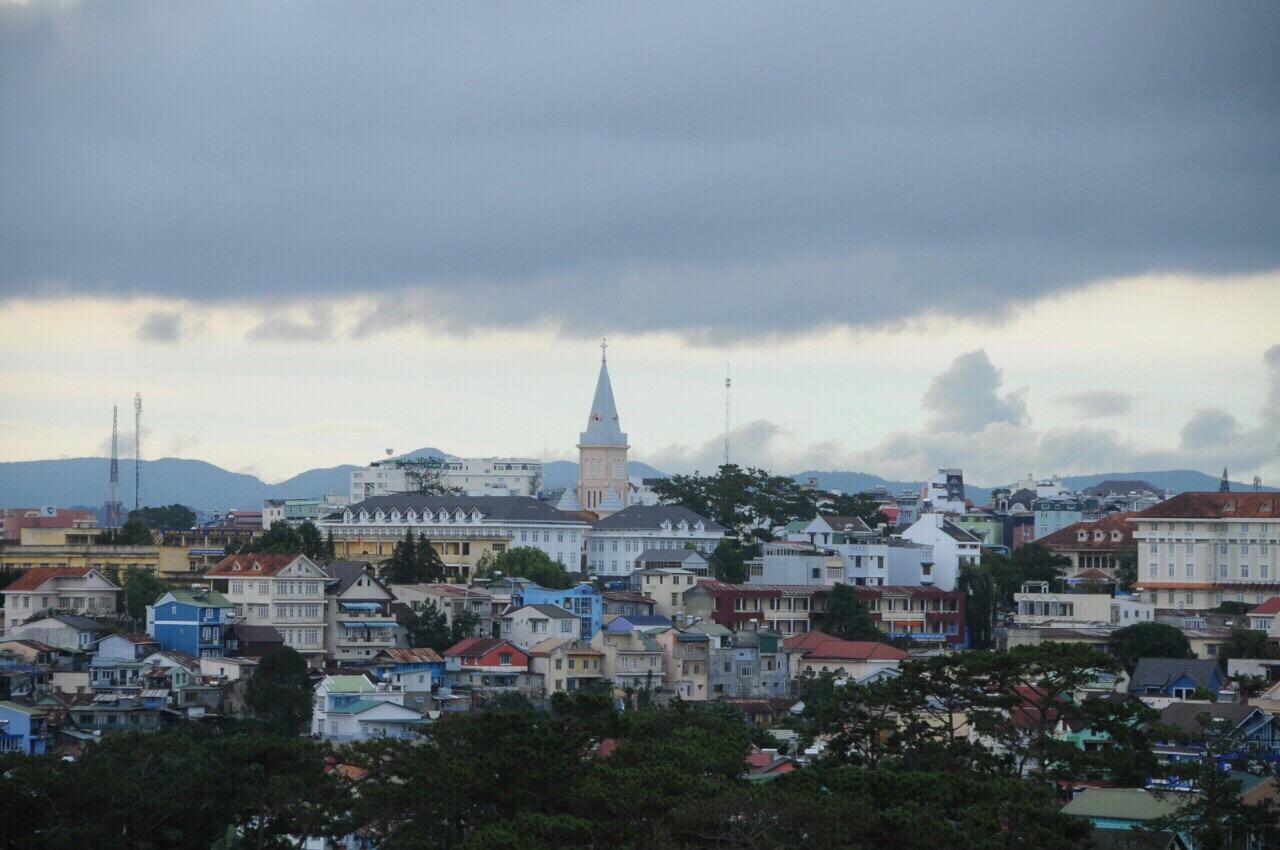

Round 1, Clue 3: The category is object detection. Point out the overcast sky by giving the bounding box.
[1,1,1278,485]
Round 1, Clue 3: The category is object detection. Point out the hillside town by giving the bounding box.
[1,352,1278,848]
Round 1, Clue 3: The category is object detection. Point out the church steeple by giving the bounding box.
[579,338,627,447]
[1220,467,1230,492]
[577,339,630,517]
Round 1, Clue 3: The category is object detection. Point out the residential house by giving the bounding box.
[146,588,234,658]
[325,560,398,665]
[683,582,827,636]
[660,625,714,701]
[391,583,493,636]
[785,631,907,680]
[443,637,529,693]
[1129,658,1224,701]
[633,549,710,575]
[220,623,284,659]
[1247,596,1280,637]
[587,505,724,578]
[501,604,580,651]
[630,567,700,620]
[591,622,667,697]
[1155,702,1280,756]
[206,553,330,667]
[856,585,967,646]
[601,590,657,623]
[1131,492,1280,612]
[90,633,162,693]
[705,627,789,700]
[1013,582,1155,627]
[516,582,602,640]
[1038,513,1137,576]
[900,513,981,591]
[1061,788,1194,843]
[312,674,424,743]
[2,567,120,632]
[0,701,49,754]
[5,613,108,653]
[526,637,605,696]
[371,647,444,713]
[65,692,163,732]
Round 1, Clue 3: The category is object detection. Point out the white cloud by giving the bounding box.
[1055,390,1135,418]
[921,350,1027,433]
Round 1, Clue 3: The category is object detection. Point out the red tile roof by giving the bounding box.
[2,567,94,592]
[1038,513,1136,550]
[206,554,303,577]
[1248,597,1280,616]
[381,647,444,663]
[783,631,908,661]
[699,581,828,595]
[1132,492,1278,520]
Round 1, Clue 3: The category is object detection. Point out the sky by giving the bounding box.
[1,1,1278,486]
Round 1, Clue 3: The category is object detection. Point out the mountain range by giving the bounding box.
[0,451,1269,514]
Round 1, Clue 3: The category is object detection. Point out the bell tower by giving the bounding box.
[578,339,629,517]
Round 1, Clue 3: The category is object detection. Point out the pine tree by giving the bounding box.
[381,530,420,584]
[416,533,446,583]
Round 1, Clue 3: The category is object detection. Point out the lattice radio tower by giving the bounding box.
[723,365,731,467]
[105,405,123,529]
[134,392,142,510]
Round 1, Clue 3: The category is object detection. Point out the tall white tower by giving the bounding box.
[577,339,629,517]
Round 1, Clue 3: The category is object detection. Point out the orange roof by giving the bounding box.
[783,631,907,661]
[1249,597,1280,616]
[1132,492,1278,520]
[206,554,302,577]
[3,567,94,592]
[1038,513,1136,550]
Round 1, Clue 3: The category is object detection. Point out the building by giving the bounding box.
[5,613,108,652]
[591,622,666,696]
[1013,582,1155,627]
[634,548,710,575]
[1131,492,1280,612]
[146,588,234,658]
[0,701,49,755]
[1033,496,1085,541]
[601,590,657,622]
[1128,658,1224,701]
[575,345,630,517]
[899,513,981,591]
[161,526,265,573]
[262,495,347,529]
[325,560,398,665]
[205,553,330,667]
[1,507,97,543]
[1061,788,1193,838]
[390,583,493,637]
[443,637,529,693]
[785,631,908,680]
[371,647,444,713]
[1,567,121,632]
[921,469,967,514]
[90,633,162,694]
[1247,596,1280,636]
[516,582,602,640]
[500,604,581,651]
[220,623,284,659]
[0,525,188,577]
[349,456,544,502]
[526,637,605,696]
[1038,512,1137,576]
[587,505,724,578]
[629,567,700,620]
[311,674,424,743]
[856,585,966,645]
[707,628,790,700]
[320,495,589,574]
[683,582,826,636]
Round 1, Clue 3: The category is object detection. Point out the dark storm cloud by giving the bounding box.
[2,1,1278,338]
[135,310,183,343]
[1055,390,1136,419]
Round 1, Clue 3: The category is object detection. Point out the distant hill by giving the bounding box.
[791,470,989,505]
[1054,470,1276,495]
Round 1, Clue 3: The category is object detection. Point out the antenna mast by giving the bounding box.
[134,392,142,510]
[106,405,122,529]
[723,364,731,467]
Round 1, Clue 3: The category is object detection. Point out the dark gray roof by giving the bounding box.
[1129,658,1220,693]
[1157,702,1261,739]
[1083,480,1162,497]
[592,504,723,532]
[940,520,981,543]
[513,604,577,619]
[223,624,283,643]
[636,549,707,564]
[23,613,107,631]
[332,495,586,525]
[325,560,383,595]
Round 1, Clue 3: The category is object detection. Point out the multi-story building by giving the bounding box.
[1033,496,1085,541]
[856,585,966,646]
[500,604,581,651]
[1,567,121,633]
[900,513,981,591]
[525,637,605,696]
[629,567,700,620]
[443,637,529,693]
[390,583,493,636]
[591,621,666,696]
[0,701,49,754]
[1131,492,1280,611]
[205,554,330,667]
[1037,512,1136,575]
[922,469,968,514]
[515,582,602,640]
[587,505,724,578]
[262,495,347,529]
[1012,581,1155,627]
[350,456,544,502]
[325,561,398,665]
[0,527,187,578]
[785,631,908,680]
[319,495,588,574]
[683,582,827,636]
[311,674,424,743]
[1,507,97,543]
[146,588,234,658]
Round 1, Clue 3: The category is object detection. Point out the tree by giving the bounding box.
[127,503,197,530]
[400,458,465,496]
[958,561,997,649]
[475,547,573,589]
[245,646,312,735]
[818,492,887,526]
[122,567,165,619]
[653,464,820,537]
[708,537,747,583]
[821,583,886,642]
[249,521,304,554]
[415,533,446,583]
[380,530,419,584]
[399,604,453,651]
[324,529,336,560]
[1216,625,1278,670]
[99,517,155,546]
[1107,621,1193,672]
[296,520,326,561]
[1115,546,1138,590]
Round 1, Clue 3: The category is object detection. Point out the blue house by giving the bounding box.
[1128,658,1223,701]
[516,582,602,640]
[0,701,49,755]
[147,588,233,658]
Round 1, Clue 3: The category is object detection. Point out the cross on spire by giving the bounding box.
[600,337,608,363]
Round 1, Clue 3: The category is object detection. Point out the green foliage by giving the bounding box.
[1115,546,1138,590]
[242,520,328,561]
[1212,600,1253,615]
[652,463,821,537]
[1107,621,1194,672]
[821,583,887,642]
[127,503,197,530]
[708,537,747,583]
[121,567,164,618]
[379,531,447,585]
[819,491,888,526]
[475,546,572,589]
[98,517,155,545]
[400,604,479,652]
[245,646,313,735]
[1216,625,1279,670]
[983,544,1070,604]
[957,560,997,649]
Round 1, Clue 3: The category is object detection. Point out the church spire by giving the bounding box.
[579,342,627,447]
[1220,467,1230,492]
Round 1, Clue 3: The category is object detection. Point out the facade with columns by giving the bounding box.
[576,342,630,518]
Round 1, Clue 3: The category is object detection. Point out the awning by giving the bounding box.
[340,620,398,628]
[339,602,383,611]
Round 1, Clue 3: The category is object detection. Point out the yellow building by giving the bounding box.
[0,526,189,576]
[330,533,512,582]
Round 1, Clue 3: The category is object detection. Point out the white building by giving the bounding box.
[350,457,544,502]
[262,495,347,529]
[1131,491,1280,611]
[500,604,580,651]
[1013,582,1156,626]
[900,513,981,591]
[586,505,724,578]
[319,495,590,570]
[921,469,968,515]
[1,567,121,632]
[311,673,425,743]
[205,554,331,667]
[324,561,398,666]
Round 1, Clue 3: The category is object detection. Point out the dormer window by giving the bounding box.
[232,564,241,572]
[1111,531,1122,542]
[694,521,705,532]
[421,509,433,522]
[375,510,385,522]
[406,510,417,522]
[1262,500,1273,513]
[1077,530,1087,542]
[390,510,401,522]
[1094,531,1103,542]
[1224,500,1236,513]
[343,511,353,523]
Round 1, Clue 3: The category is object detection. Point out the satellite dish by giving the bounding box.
[41,506,57,517]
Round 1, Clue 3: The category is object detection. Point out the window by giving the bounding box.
[560,619,573,633]
[1148,565,1158,578]
[499,653,512,665]
[555,658,563,670]
[1241,565,1250,578]
[230,580,243,594]
[1220,564,1229,578]
[1185,563,1195,578]
[1168,564,1175,578]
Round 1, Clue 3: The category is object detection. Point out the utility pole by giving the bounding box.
[723,364,731,467]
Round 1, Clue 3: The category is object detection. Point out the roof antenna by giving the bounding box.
[723,364,731,468]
